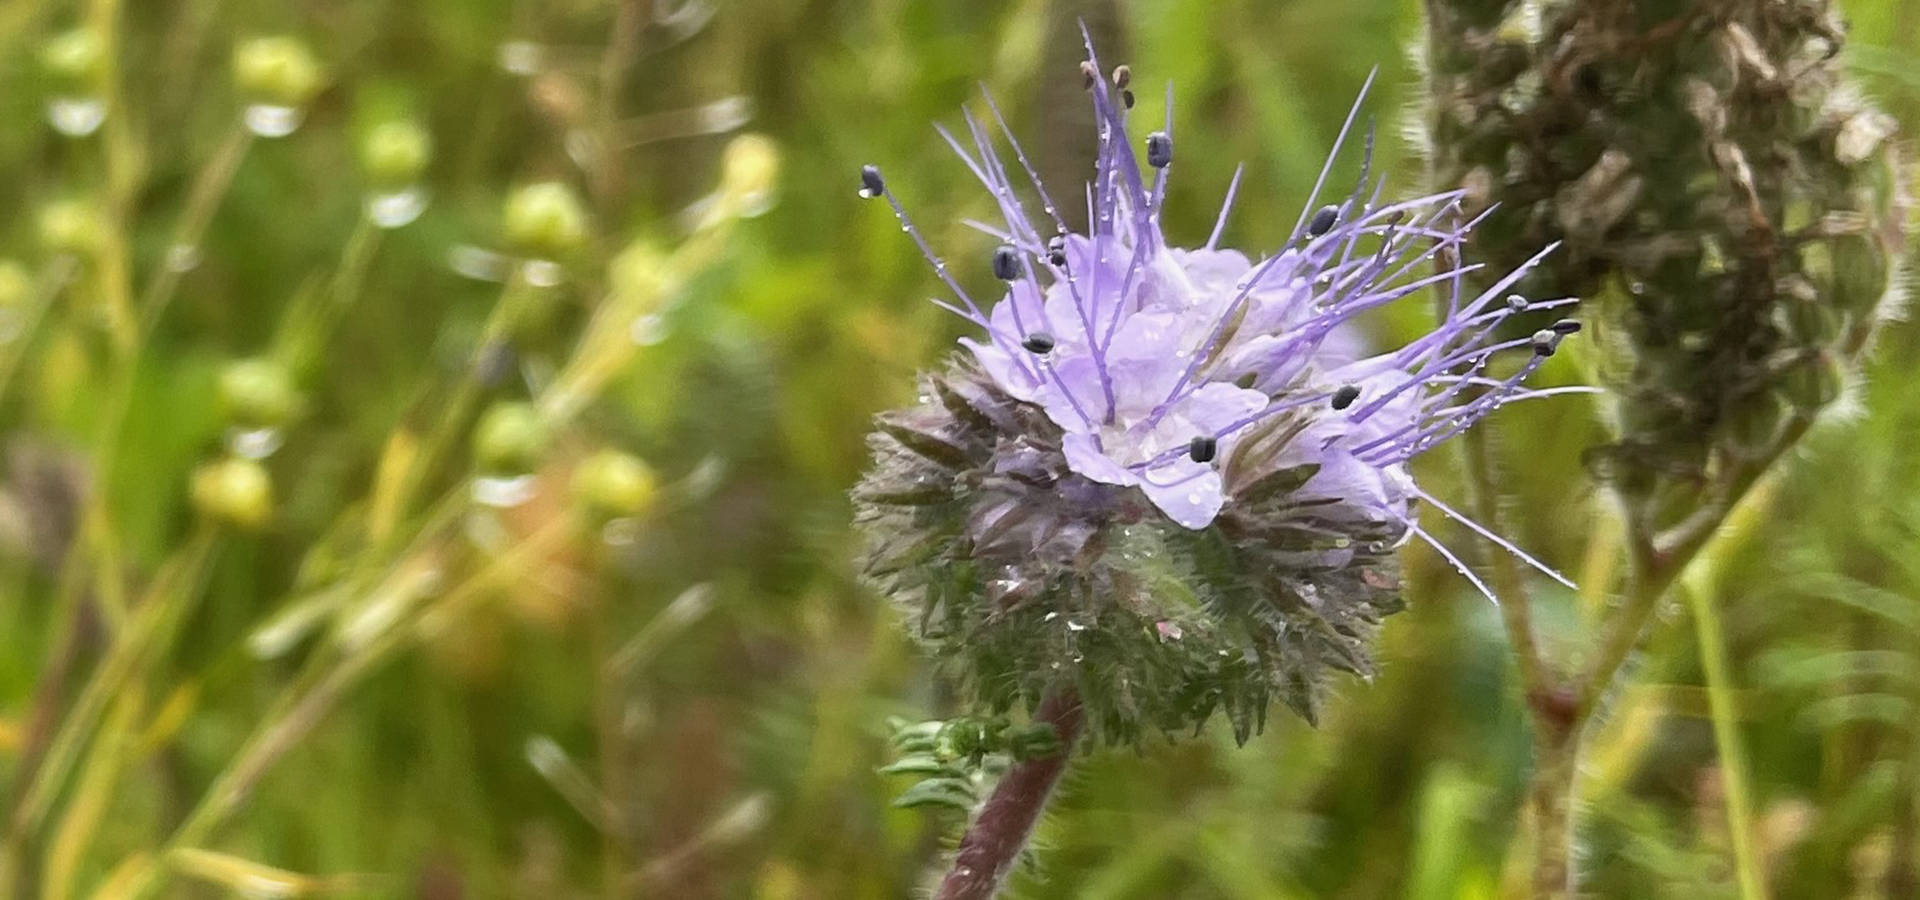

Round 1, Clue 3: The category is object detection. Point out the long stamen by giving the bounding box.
[1205,163,1245,251]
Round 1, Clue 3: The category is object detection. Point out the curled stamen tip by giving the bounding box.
[1046,234,1067,268]
[1551,318,1582,335]
[1080,60,1099,89]
[1331,384,1361,410]
[1307,205,1339,237]
[1121,89,1136,109]
[1111,64,1132,89]
[859,164,884,199]
[1506,294,1529,311]
[992,244,1020,281]
[1531,329,1562,357]
[1021,331,1056,354]
[1146,131,1172,169]
[1188,435,1218,463]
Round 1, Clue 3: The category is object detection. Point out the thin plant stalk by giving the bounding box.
[933,689,1083,900]
[5,526,220,839]
[1687,580,1767,900]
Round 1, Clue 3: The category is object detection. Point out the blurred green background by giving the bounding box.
[0,0,1917,898]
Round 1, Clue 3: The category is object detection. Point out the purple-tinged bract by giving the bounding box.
[855,38,1584,744]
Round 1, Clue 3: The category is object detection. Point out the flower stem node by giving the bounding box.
[191,457,273,530]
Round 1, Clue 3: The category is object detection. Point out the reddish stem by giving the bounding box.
[934,690,1084,900]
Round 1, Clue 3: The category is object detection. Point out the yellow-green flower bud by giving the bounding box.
[608,239,673,309]
[218,358,301,428]
[0,261,31,309]
[233,36,325,108]
[36,199,107,257]
[191,457,274,529]
[570,450,658,518]
[717,133,779,218]
[359,120,433,188]
[40,29,104,89]
[474,402,546,473]
[502,182,589,259]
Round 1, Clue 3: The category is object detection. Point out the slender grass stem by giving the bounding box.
[1688,581,1767,900]
[6,527,220,839]
[111,514,581,900]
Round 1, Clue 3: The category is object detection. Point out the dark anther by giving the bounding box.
[1047,234,1068,268]
[992,244,1020,281]
[1331,383,1361,410]
[1506,294,1529,311]
[1188,435,1218,463]
[1112,65,1132,89]
[1145,131,1173,169]
[1122,89,1136,109]
[1531,329,1561,357]
[1021,331,1056,354]
[1551,318,1582,335]
[860,165,885,198]
[1080,61,1099,89]
[1307,205,1339,237]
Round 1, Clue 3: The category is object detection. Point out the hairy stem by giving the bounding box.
[1527,732,1579,900]
[934,690,1083,900]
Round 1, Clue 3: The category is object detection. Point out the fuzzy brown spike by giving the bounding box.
[1418,0,1908,522]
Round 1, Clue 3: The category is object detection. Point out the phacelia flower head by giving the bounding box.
[856,35,1586,744]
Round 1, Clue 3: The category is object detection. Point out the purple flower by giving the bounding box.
[862,36,1588,601]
